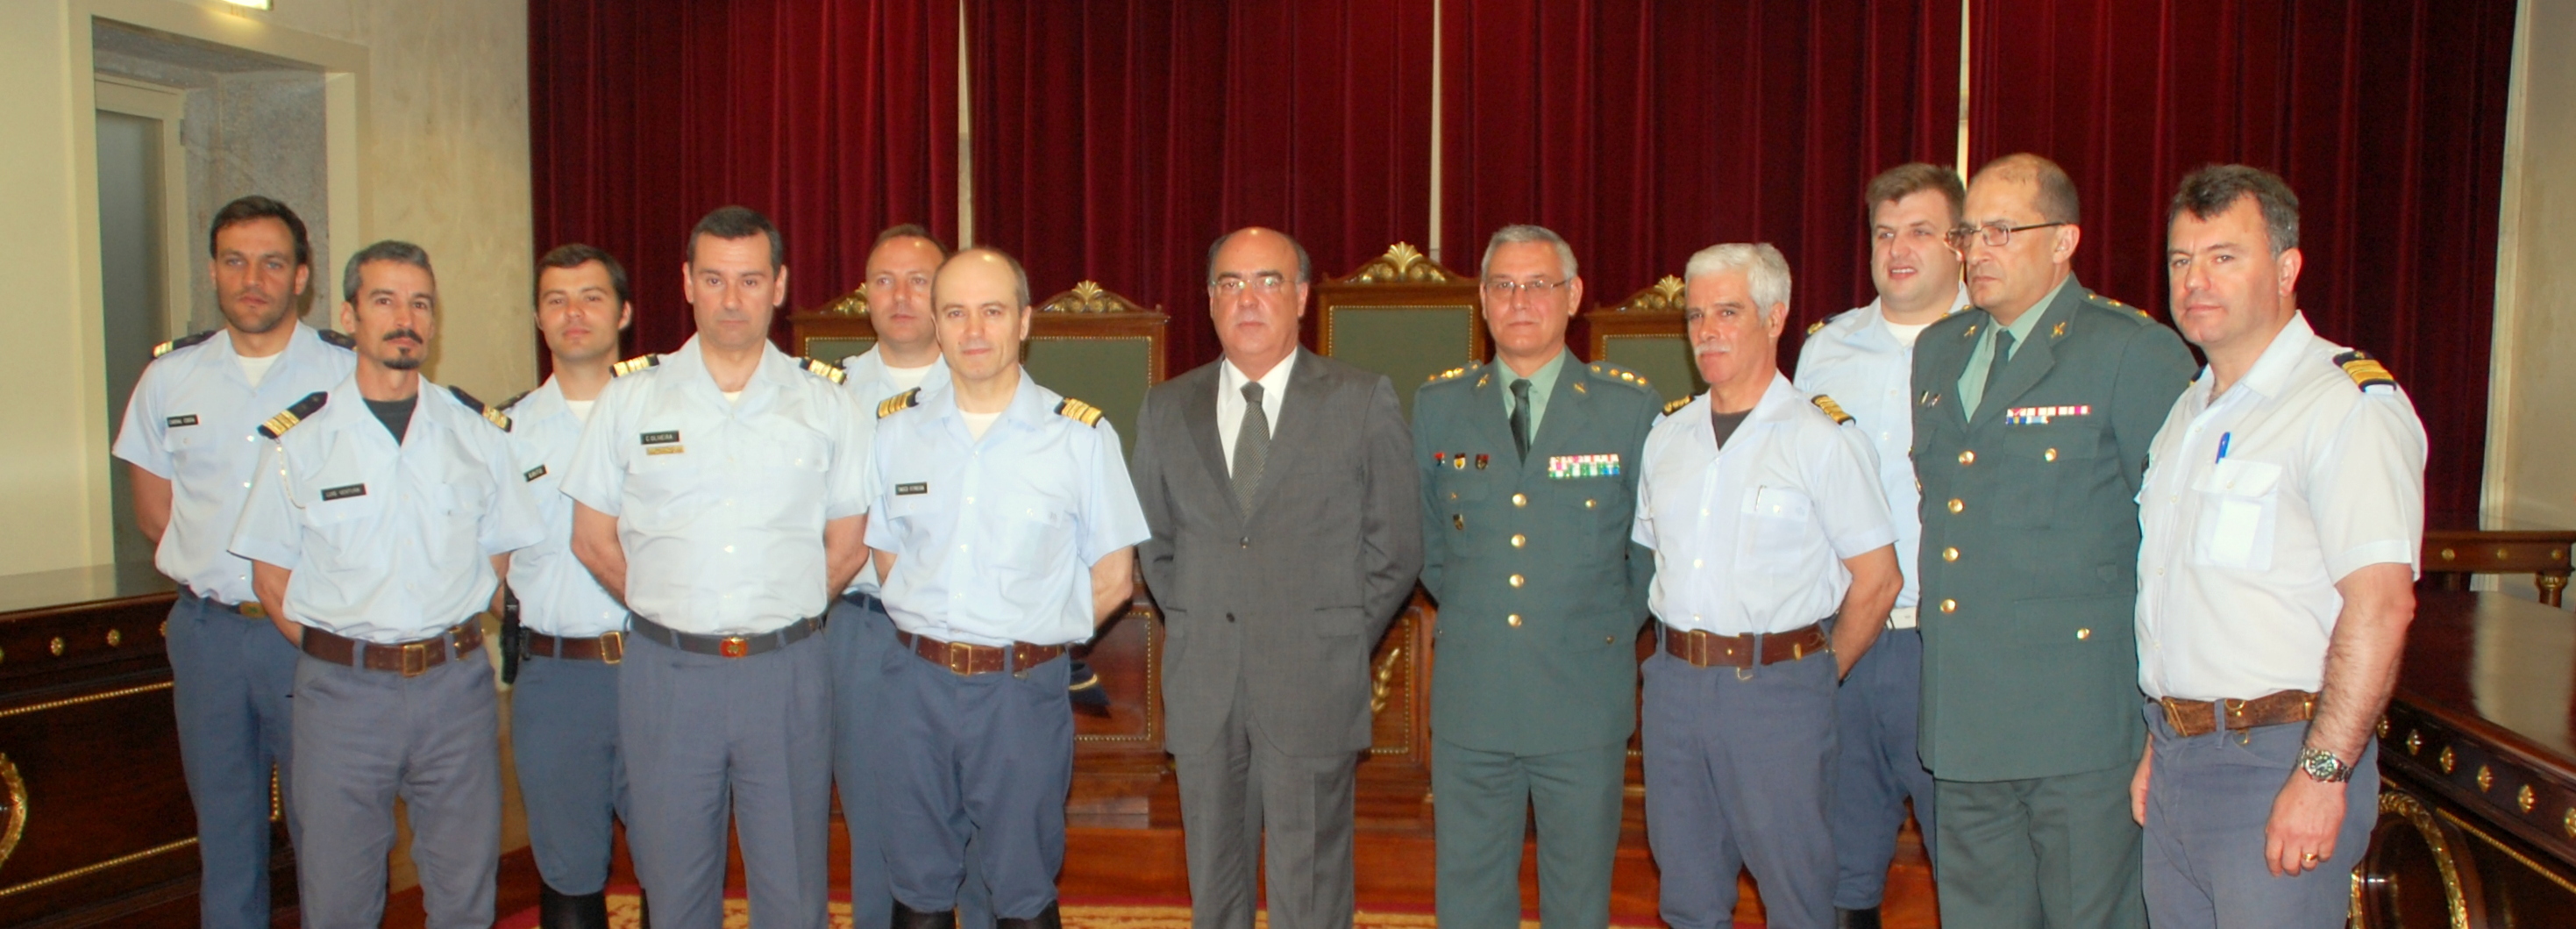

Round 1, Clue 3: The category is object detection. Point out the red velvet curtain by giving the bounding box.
[1440,0,1962,346]
[1968,0,2516,513]
[530,0,959,356]
[971,0,1435,369]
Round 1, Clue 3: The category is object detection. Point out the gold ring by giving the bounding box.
[2302,853,2321,863]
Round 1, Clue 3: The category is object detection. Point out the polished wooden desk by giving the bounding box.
[2364,590,2576,926]
[2420,514,2576,605]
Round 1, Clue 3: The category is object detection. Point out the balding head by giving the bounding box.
[932,247,1034,387]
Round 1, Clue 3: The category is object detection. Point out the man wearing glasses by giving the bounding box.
[1129,227,1422,929]
[1413,225,1659,929]
[1909,154,2195,929]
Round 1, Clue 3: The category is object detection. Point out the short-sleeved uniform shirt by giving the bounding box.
[838,346,950,597]
[866,368,1150,647]
[2136,312,2427,701]
[1635,374,1896,635]
[502,377,629,639]
[1791,286,1971,616]
[112,325,356,603]
[229,376,545,643]
[561,337,871,635]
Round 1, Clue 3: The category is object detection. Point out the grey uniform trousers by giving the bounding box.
[167,590,301,929]
[1642,647,1839,929]
[1173,671,1359,929]
[832,593,995,929]
[2142,705,2377,929]
[289,642,500,929]
[622,630,834,929]
[881,646,1074,919]
[1830,627,1937,909]
[509,651,626,895]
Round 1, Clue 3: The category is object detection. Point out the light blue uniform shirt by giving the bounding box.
[502,377,629,639]
[1633,374,1896,635]
[112,325,356,604]
[865,368,1150,647]
[1790,284,1971,614]
[561,336,872,636]
[838,345,950,596]
[230,376,545,643]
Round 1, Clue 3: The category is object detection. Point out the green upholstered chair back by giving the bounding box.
[786,286,878,366]
[1312,243,1484,421]
[1582,275,1702,404]
[1021,282,1168,459]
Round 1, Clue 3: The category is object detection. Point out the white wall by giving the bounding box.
[2486,0,2576,529]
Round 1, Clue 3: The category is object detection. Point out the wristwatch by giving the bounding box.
[2297,746,2353,783]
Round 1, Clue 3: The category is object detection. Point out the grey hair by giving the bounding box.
[1683,243,1792,319]
[341,239,434,304]
[1481,224,1578,280]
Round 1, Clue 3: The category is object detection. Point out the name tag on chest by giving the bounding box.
[167,414,199,428]
[1548,454,1620,478]
[641,430,683,455]
[321,483,366,501]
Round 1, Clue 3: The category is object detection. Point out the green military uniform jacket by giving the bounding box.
[1911,277,2197,782]
[1414,356,1662,755]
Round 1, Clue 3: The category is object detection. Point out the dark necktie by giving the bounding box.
[1233,382,1269,511]
[1510,378,1533,458]
[1983,330,2017,399]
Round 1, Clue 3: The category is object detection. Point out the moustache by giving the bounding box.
[382,329,425,346]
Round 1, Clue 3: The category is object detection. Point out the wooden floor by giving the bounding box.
[381,783,1939,928]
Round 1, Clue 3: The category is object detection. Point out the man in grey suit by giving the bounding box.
[1130,226,1425,929]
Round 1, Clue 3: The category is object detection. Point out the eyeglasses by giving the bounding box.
[1482,278,1573,300]
[1946,221,2068,249]
[1211,273,1292,297]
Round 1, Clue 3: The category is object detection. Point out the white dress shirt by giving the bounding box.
[1791,284,1972,625]
[866,368,1150,647]
[1634,374,1896,635]
[561,337,872,635]
[502,377,630,639]
[2135,312,2426,701]
[112,325,355,604]
[230,376,545,642]
[1216,350,1297,472]
[838,345,952,596]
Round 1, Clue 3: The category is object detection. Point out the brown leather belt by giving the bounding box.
[184,586,268,620]
[300,620,483,677]
[2159,690,2320,738]
[629,612,824,659]
[525,630,626,663]
[1661,620,1830,668]
[897,631,1065,676]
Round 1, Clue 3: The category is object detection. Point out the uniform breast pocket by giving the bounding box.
[2190,459,2282,571]
[997,495,1074,568]
[1742,485,1814,569]
[1439,468,1491,506]
[1997,425,2098,528]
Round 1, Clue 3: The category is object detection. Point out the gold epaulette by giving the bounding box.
[2334,350,2397,392]
[612,354,661,377]
[449,386,512,432]
[878,388,922,418]
[1811,394,1854,425]
[152,330,217,359]
[1661,396,1692,416]
[1807,319,1826,335]
[797,357,846,383]
[1586,362,1651,389]
[1055,397,1104,427]
[1427,365,1470,383]
[258,391,330,439]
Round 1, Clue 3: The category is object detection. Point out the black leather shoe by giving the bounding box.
[539,886,609,929]
[1835,906,1882,929]
[996,903,1063,929]
[895,901,961,929]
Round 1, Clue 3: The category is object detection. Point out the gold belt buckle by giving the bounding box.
[719,636,750,659]
[400,641,431,677]
[599,631,625,664]
[946,640,975,675]
[238,601,268,619]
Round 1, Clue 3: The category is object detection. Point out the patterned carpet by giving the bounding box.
[495,891,1697,928]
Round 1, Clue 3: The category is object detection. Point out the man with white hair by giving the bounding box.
[1633,243,1902,929]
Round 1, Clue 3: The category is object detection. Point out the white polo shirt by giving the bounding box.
[2135,312,2426,701]
[1635,374,1896,635]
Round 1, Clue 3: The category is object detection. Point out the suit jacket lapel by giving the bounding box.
[1970,284,2081,426]
[1928,311,1985,436]
[1182,366,1238,519]
[1249,349,1332,515]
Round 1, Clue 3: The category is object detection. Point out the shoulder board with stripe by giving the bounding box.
[257,391,330,439]
[1806,319,1826,335]
[1054,397,1105,427]
[611,354,661,377]
[1811,394,1854,425]
[449,386,513,432]
[2334,350,2397,392]
[797,357,846,383]
[151,330,217,359]
[878,388,922,419]
[317,328,356,348]
[1661,396,1692,416]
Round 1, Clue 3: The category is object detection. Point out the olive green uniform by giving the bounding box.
[1413,356,1660,929]
[1910,278,2196,929]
